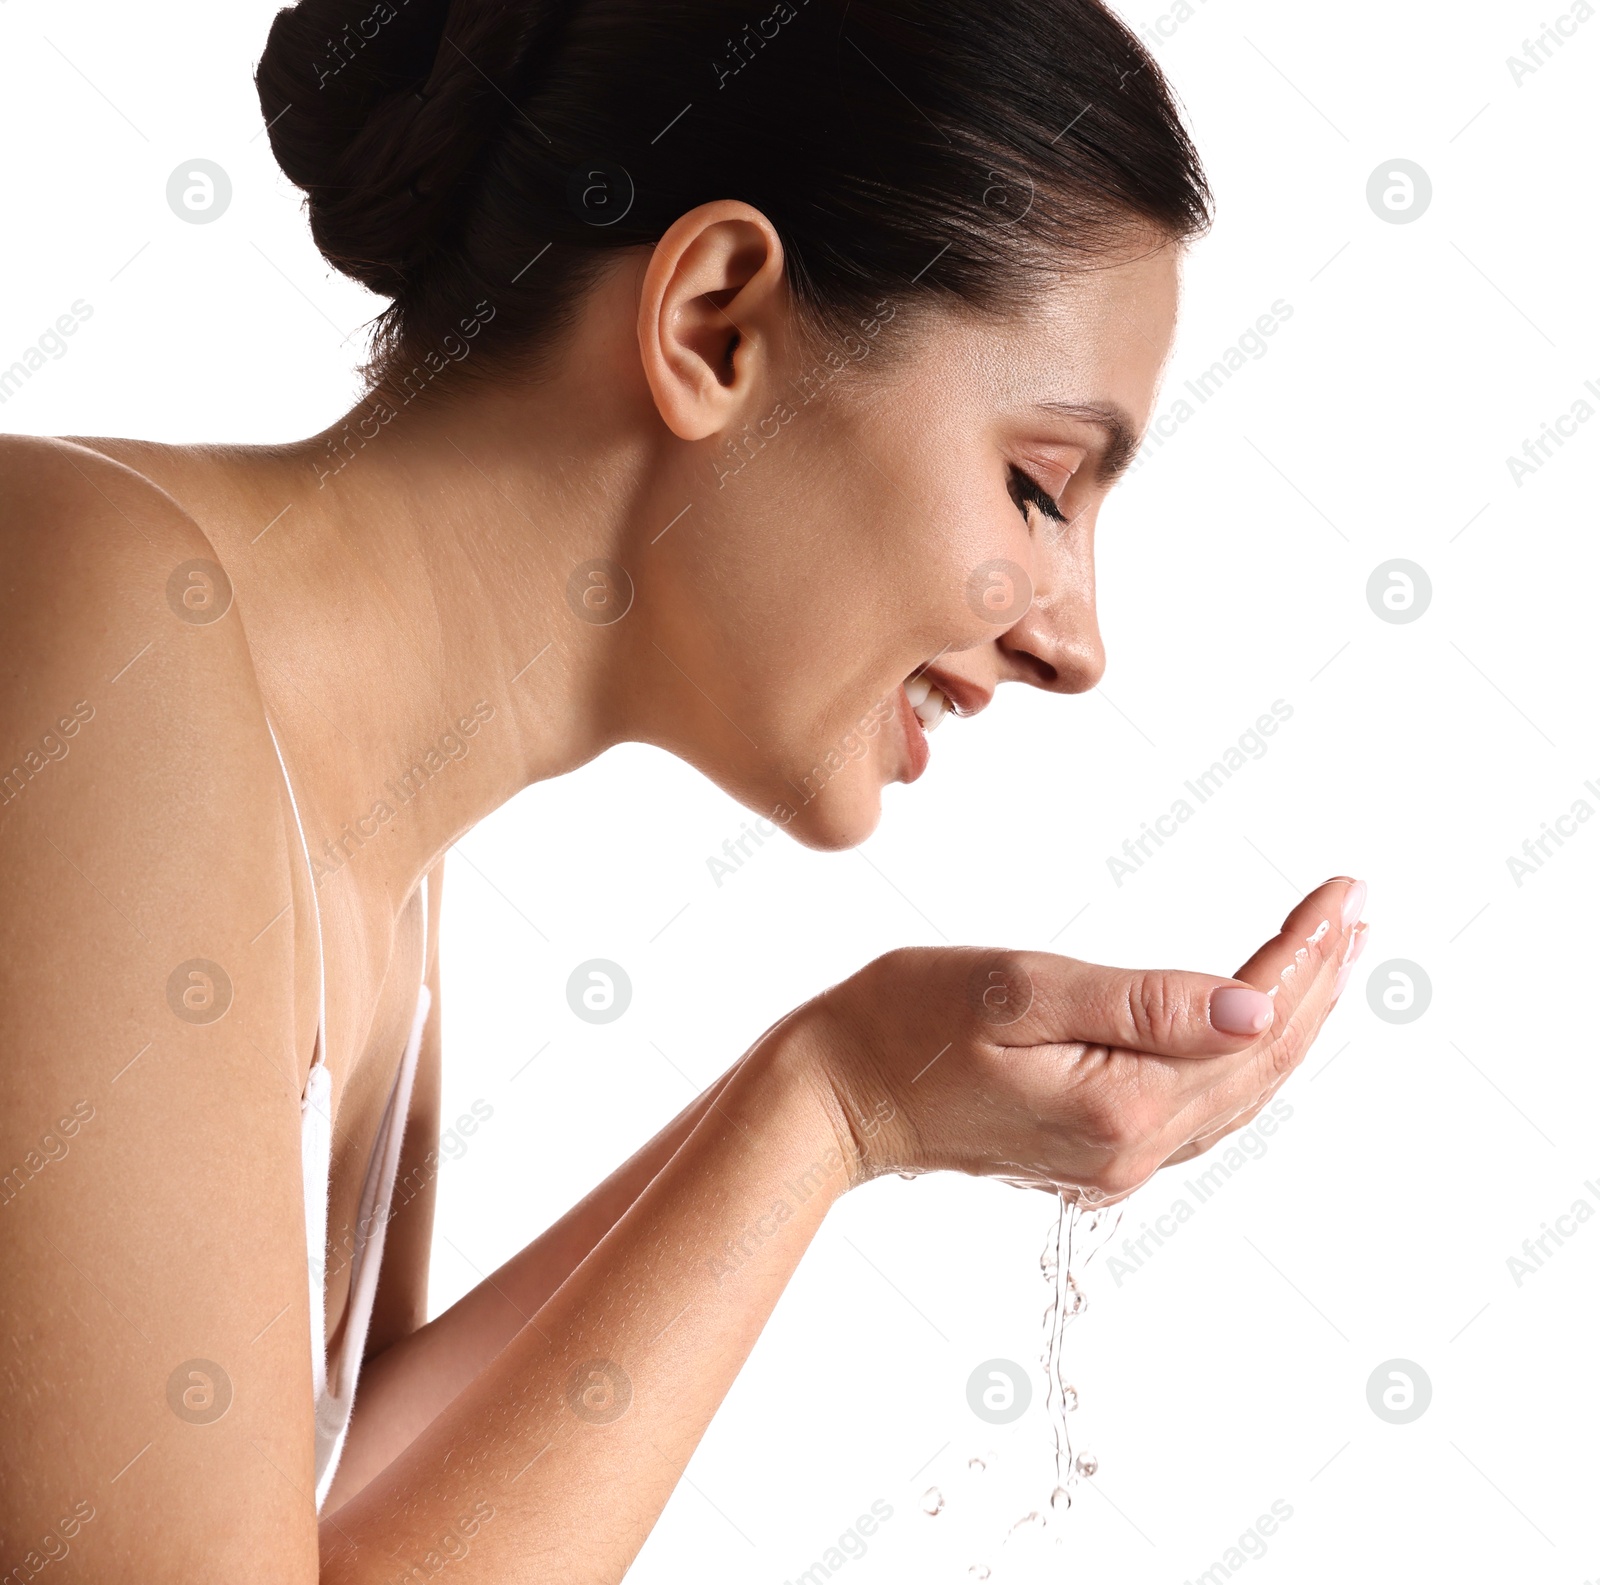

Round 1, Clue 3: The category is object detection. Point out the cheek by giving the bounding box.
[712,400,1026,703]
[955,543,1034,639]
[819,520,1008,678]
[910,483,1035,652]
[842,415,1035,650]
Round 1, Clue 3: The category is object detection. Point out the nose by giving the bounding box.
[996,558,1106,694]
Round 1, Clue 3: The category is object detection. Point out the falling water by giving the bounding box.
[1031,1191,1123,1530]
[933,1188,1126,1579]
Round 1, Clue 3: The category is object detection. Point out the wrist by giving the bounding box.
[756,1000,902,1192]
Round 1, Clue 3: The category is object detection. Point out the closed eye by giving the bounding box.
[1007,464,1066,525]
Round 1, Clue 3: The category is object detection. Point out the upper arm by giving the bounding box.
[0,440,321,1577]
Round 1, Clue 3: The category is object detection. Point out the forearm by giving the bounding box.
[320,1018,854,1582]
[326,1059,747,1510]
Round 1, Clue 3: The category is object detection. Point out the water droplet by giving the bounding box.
[1050,1484,1072,1511]
[897,1171,918,1180]
[969,1568,991,1580]
[921,1487,944,1516]
[1062,1384,1078,1412]
[968,1456,986,1472]
[1075,1452,1099,1478]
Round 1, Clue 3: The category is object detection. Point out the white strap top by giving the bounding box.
[266,717,432,1513]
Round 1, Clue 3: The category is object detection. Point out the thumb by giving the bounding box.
[990,953,1275,1056]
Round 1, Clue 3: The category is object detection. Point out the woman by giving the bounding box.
[0,0,1367,1578]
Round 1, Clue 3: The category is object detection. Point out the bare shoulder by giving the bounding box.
[0,435,321,1572]
[0,432,235,642]
[0,433,276,834]
[0,429,206,530]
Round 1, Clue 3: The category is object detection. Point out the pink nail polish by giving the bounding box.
[1212,986,1274,1035]
[1341,879,1367,931]
[1332,962,1352,999]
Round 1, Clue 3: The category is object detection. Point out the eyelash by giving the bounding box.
[1007,464,1067,525]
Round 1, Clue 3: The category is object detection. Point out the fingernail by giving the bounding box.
[1341,879,1367,930]
[1339,920,1371,967]
[1333,962,1352,999]
[1211,986,1274,1035]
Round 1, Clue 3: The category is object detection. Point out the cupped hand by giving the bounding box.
[798,877,1369,1202]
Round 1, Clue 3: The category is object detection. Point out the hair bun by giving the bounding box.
[255,0,565,298]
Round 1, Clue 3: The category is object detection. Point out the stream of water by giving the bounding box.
[927,1190,1125,1577]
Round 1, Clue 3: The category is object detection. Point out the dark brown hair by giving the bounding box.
[256,0,1211,398]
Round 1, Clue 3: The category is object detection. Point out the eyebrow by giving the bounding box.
[1032,400,1144,486]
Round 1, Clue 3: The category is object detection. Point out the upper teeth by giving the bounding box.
[905,675,951,730]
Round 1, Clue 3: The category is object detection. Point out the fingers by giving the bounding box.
[954,876,1367,1197]
[1332,919,1371,1000]
[1191,878,1362,1098]
[1198,877,1361,1086]
[1090,878,1367,1172]
[1232,877,1364,993]
[1161,904,1371,1167]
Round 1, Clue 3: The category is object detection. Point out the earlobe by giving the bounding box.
[636,201,787,442]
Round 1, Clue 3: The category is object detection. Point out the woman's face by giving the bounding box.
[642,239,1182,850]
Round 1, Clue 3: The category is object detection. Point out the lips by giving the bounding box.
[892,666,993,784]
[913,666,993,720]
[895,684,931,783]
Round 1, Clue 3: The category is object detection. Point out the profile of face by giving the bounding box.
[623,223,1182,851]
[253,0,1206,858]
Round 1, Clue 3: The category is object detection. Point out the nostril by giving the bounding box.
[1013,651,1059,688]
[998,620,1105,693]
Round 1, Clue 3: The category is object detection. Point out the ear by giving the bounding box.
[636,201,789,442]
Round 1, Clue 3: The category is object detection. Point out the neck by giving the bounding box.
[90,265,684,923]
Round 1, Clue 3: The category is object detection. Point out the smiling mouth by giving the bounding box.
[892,668,991,785]
[904,673,953,732]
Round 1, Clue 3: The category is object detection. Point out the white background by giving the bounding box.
[3,0,1597,1580]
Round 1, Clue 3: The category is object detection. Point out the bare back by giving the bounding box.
[0,434,440,1570]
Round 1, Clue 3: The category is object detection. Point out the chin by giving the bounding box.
[768,781,885,853]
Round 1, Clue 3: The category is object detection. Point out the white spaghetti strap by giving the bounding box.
[301,1067,333,1413]
[263,709,434,1512]
[263,714,328,1079]
[264,714,337,1419]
